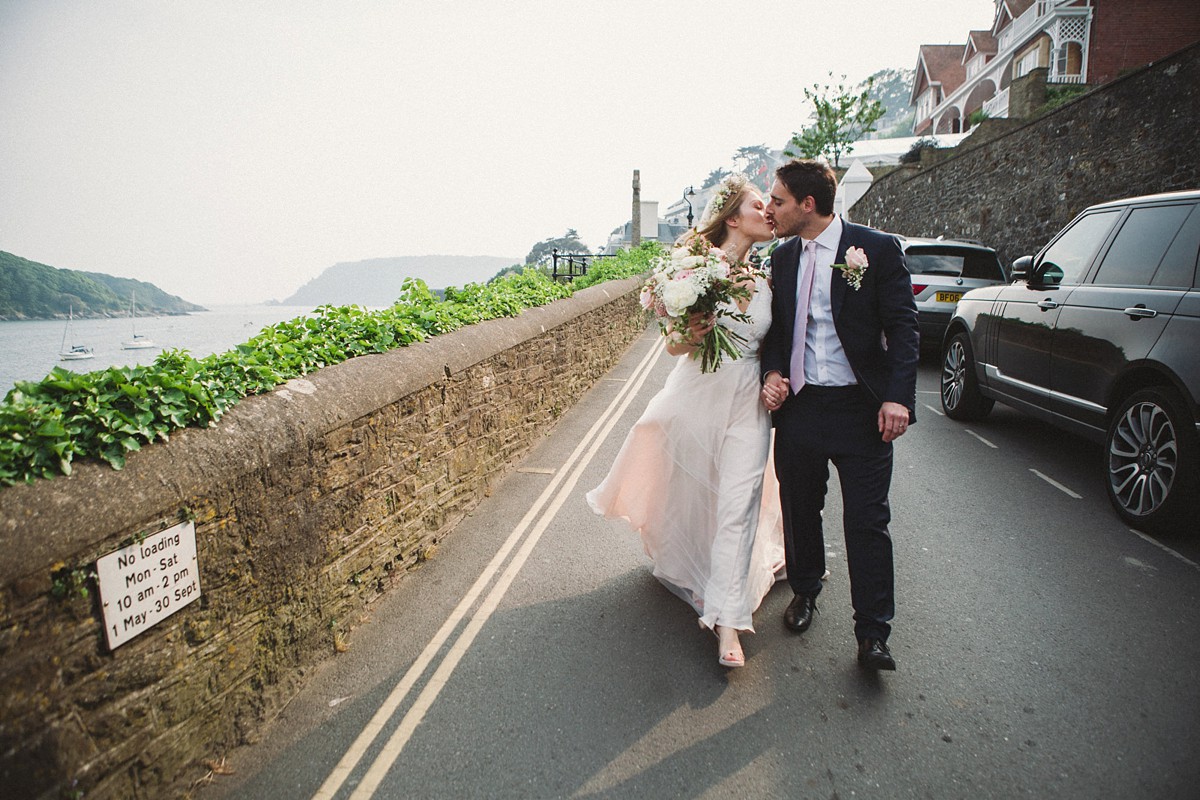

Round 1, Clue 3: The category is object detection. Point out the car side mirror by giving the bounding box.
[1033,262,1065,287]
[1011,255,1033,282]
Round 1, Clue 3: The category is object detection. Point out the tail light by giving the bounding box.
[912,284,927,295]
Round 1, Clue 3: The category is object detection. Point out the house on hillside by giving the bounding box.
[911,0,1200,135]
[601,211,689,254]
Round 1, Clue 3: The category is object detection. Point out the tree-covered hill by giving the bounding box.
[281,255,521,307]
[864,68,917,138]
[0,251,206,320]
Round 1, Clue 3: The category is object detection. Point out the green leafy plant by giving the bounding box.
[0,259,657,487]
[50,563,96,601]
[571,241,663,289]
[1039,84,1090,115]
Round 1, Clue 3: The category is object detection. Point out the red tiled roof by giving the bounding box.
[911,44,967,105]
[1007,0,1036,18]
[965,29,998,62]
[994,0,1036,34]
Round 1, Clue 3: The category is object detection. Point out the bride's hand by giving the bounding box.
[761,372,789,410]
[685,312,714,344]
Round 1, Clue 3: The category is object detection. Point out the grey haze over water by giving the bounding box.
[0,305,326,398]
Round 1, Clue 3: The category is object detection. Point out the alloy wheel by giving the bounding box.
[1108,400,1178,518]
[941,340,967,411]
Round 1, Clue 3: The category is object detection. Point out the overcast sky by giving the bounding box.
[0,1,996,304]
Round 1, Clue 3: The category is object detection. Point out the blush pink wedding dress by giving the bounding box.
[587,276,785,632]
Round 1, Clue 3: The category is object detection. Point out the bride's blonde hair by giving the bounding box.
[690,173,757,248]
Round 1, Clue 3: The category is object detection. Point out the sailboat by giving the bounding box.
[121,291,156,350]
[59,304,95,361]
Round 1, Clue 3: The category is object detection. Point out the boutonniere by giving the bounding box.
[832,246,868,290]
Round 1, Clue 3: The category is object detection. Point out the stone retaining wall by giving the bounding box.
[0,277,648,799]
[852,41,1200,268]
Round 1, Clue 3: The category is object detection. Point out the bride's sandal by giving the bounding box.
[715,625,745,668]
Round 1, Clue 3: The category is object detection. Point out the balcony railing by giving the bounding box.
[1050,73,1085,84]
[983,87,1010,118]
[998,0,1053,51]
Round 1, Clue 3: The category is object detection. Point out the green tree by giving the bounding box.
[525,229,590,266]
[785,73,886,168]
[701,168,730,190]
[733,145,772,184]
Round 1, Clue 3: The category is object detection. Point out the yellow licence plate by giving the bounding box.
[936,291,963,303]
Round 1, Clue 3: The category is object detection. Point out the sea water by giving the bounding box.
[0,305,326,398]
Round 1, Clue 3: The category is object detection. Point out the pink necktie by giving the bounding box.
[789,241,817,394]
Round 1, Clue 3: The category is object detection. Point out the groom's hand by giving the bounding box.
[878,402,910,442]
[761,372,789,411]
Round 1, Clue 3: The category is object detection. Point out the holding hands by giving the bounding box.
[761,373,910,443]
[760,372,789,411]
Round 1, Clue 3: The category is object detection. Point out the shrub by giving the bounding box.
[899,137,938,165]
[0,265,624,486]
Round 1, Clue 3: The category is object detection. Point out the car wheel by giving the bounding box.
[1105,387,1200,533]
[941,332,994,421]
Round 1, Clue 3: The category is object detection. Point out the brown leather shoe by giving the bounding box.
[783,594,817,632]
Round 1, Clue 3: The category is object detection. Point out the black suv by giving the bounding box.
[939,190,1200,533]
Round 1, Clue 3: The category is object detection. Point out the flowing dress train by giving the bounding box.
[586,276,784,632]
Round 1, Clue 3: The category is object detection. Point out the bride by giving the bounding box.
[587,173,785,668]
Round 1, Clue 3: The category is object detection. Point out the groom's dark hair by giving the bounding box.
[776,160,837,217]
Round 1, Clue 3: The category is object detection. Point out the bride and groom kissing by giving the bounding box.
[588,158,919,671]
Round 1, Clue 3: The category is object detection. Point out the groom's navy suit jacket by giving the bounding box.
[760,220,920,421]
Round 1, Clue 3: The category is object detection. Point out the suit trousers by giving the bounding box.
[773,383,895,642]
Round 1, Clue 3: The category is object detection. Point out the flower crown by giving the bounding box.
[697,172,751,228]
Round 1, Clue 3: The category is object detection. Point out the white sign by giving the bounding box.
[96,520,202,650]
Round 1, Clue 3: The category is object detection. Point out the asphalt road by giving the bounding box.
[205,329,1200,800]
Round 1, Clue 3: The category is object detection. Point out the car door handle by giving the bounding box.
[1123,306,1158,319]
[1037,299,1060,310]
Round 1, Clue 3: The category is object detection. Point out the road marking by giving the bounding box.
[313,337,667,800]
[964,428,997,448]
[922,403,944,417]
[516,467,556,475]
[1128,528,1200,571]
[1029,469,1082,498]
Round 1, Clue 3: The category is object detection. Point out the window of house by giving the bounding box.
[1015,49,1040,78]
[1092,204,1198,287]
[1054,42,1083,78]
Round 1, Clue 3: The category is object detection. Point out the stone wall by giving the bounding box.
[0,277,648,799]
[852,41,1200,268]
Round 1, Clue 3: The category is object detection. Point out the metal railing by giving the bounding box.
[550,249,617,282]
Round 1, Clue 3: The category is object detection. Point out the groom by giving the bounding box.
[759,159,919,671]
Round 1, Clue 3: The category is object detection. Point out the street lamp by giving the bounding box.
[684,186,696,228]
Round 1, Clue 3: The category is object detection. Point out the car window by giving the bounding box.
[1093,203,1198,287]
[1155,204,1200,288]
[1037,210,1121,285]
[905,247,1004,280]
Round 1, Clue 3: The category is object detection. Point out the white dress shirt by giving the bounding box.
[797,216,857,387]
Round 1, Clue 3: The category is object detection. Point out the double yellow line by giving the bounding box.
[313,335,666,800]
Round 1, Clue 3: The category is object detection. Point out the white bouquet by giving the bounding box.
[640,235,756,373]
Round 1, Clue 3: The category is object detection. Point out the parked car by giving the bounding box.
[939,190,1200,533]
[901,237,1007,348]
